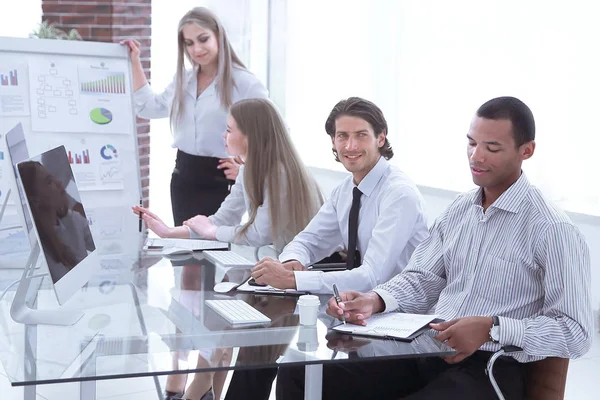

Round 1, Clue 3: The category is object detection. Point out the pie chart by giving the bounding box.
[90,108,113,125]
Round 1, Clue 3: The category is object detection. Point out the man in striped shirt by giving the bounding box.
[277,96,593,400]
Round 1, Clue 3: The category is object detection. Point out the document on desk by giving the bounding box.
[236,277,310,296]
[333,313,439,341]
[143,238,229,251]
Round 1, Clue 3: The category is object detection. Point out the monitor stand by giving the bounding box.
[10,242,84,326]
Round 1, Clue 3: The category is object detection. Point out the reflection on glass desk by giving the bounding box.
[0,244,454,399]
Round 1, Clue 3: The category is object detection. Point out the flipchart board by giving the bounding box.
[0,36,143,277]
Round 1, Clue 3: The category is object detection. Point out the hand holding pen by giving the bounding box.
[332,284,347,325]
[326,290,385,326]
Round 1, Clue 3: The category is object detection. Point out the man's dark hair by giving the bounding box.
[476,96,535,147]
[325,97,393,161]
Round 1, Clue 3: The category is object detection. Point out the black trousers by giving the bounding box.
[276,351,525,400]
[170,150,232,226]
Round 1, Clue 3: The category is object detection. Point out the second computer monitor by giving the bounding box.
[17,145,101,305]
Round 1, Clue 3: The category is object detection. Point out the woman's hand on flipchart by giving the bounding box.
[132,205,172,238]
[120,39,141,64]
[218,156,243,181]
[183,215,218,240]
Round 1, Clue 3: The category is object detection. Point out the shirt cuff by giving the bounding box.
[498,316,526,348]
[215,226,236,243]
[294,271,324,292]
[186,226,199,239]
[279,251,310,268]
[372,288,398,313]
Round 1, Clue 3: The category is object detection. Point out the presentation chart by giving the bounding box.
[80,72,126,95]
[86,206,125,256]
[100,144,118,160]
[67,148,90,164]
[0,62,29,117]
[54,137,125,191]
[28,58,82,132]
[90,107,113,125]
[0,69,18,86]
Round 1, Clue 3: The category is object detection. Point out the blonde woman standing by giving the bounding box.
[134,98,324,252]
[124,7,268,226]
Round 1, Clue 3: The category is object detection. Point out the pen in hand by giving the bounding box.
[138,199,143,232]
[332,284,346,325]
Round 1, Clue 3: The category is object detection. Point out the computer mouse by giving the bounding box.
[213,282,238,293]
[88,314,111,330]
[161,247,193,257]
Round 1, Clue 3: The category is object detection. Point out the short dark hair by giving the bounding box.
[476,96,535,147]
[325,97,394,161]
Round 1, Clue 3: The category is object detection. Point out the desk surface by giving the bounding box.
[0,243,454,386]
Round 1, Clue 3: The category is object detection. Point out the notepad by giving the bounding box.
[333,313,439,341]
[143,238,229,251]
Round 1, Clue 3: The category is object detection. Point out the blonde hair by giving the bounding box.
[230,99,324,249]
[170,7,245,132]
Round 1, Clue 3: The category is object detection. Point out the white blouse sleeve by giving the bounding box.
[133,73,178,119]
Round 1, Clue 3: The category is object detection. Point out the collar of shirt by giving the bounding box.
[184,66,216,99]
[356,156,390,197]
[470,171,530,214]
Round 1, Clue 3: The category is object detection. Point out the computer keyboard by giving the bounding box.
[206,300,271,325]
[203,251,255,268]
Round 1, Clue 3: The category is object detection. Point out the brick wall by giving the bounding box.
[41,0,152,207]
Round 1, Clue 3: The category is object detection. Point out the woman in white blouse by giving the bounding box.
[133,98,324,252]
[123,7,268,227]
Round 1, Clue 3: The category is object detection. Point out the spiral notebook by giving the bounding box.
[333,313,440,341]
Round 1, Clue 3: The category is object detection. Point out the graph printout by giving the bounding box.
[0,61,30,117]
[50,136,126,191]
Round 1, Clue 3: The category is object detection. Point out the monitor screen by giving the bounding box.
[17,145,96,284]
[6,123,34,235]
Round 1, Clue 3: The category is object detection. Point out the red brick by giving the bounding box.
[112,4,151,16]
[90,27,112,38]
[76,4,112,15]
[137,126,151,137]
[112,26,150,37]
[41,4,73,14]
[61,15,96,25]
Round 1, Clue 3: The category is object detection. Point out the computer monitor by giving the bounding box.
[0,123,34,269]
[16,145,101,306]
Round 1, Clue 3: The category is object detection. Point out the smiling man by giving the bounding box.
[276,96,593,400]
[250,97,429,294]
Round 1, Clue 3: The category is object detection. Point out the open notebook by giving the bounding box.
[333,313,440,341]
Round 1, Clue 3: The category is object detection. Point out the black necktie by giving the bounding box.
[346,187,362,270]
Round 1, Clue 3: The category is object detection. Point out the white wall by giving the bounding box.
[308,166,600,312]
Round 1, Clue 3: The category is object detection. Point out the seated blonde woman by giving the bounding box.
[133,98,324,400]
[134,98,323,253]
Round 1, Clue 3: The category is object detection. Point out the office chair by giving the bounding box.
[487,346,569,400]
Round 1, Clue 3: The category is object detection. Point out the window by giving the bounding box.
[271,0,600,216]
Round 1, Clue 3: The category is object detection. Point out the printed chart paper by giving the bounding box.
[77,59,132,135]
[0,61,30,117]
[48,136,126,191]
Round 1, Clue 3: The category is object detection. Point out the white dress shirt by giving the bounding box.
[188,165,288,250]
[133,66,268,158]
[374,172,593,362]
[279,157,429,294]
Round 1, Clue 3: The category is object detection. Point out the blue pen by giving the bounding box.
[332,284,346,325]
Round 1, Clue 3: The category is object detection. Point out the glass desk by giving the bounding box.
[0,245,454,400]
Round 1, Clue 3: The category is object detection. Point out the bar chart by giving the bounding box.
[67,149,91,164]
[0,69,18,86]
[80,73,126,95]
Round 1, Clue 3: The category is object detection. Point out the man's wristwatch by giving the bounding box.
[489,316,500,343]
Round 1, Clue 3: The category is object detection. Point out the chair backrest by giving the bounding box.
[525,357,569,400]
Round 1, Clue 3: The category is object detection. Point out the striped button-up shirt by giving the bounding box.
[374,173,593,362]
